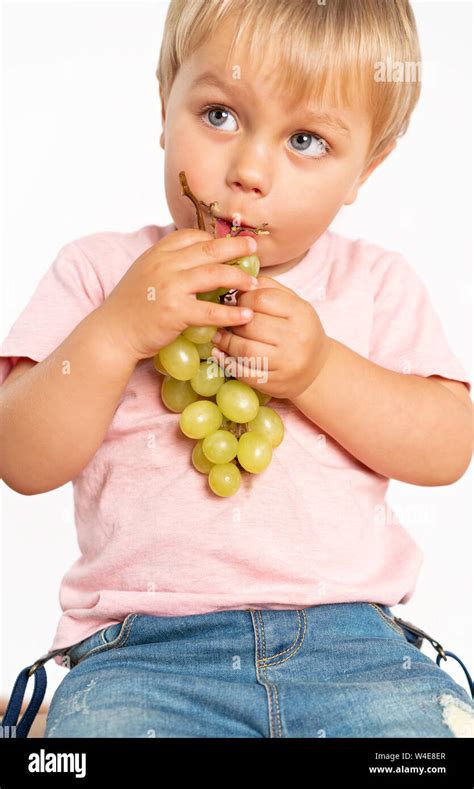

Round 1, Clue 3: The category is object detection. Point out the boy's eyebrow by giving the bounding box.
[191,71,352,138]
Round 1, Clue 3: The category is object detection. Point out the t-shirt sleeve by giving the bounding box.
[0,241,104,385]
[368,251,471,394]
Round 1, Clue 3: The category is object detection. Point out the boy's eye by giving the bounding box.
[201,105,238,131]
[288,132,329,159]
[198,105,330,160]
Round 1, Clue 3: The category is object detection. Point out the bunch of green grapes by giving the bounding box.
[152,170,284,497]
[153,253,284,497]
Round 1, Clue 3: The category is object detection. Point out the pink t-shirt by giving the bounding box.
[0,223,470,666]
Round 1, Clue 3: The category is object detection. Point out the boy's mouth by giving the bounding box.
[178,172,270,239]
[214,216,264,239]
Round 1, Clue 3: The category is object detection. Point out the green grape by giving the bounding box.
[202,429,238,464]
[182,325,218,344]
[237,431,272,473]
[247,406,284,448]
[190,360,226,397]
[153,354,168,375]
[214,254,260,296]
[159,337,200,381]
[197,289,220,303]
[196,341,215,360]
[229,254,260,278]
[179,400,224,439]
[254,388,271,406]
[208,462,241,497]
[216,380,260,423]
[161,376,199,413]
[192,440,214,474]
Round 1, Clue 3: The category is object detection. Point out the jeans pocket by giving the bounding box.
[369,603,407,638]
[65,612,140,668]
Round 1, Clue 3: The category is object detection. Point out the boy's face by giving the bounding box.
[159,17,393,274]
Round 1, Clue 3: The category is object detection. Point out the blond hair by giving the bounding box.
[156,0,422,170]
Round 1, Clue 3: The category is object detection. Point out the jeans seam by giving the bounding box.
[70,612,139,667]
[256,609,305,664]
[249,610,282,738]
[99,625,116,646]
[259,610,308,667]
[368,603,406,638]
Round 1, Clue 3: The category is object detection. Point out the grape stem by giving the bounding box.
[178,169,270,240]
[201,201,270,239]
[179,171,206,231]
[221,419,248,440]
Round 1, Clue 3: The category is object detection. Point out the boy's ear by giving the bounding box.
[159,83,166,150]
[344,141,397,205]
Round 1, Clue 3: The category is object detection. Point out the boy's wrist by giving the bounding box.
[88,306,141,371]
[291,335,334,405]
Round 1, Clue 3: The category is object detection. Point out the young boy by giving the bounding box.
[1,0,473,738]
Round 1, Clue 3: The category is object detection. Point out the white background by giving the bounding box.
[1,0,472,705]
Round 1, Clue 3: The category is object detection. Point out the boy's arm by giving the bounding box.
[292,338,473,486]
[0,308,137,495]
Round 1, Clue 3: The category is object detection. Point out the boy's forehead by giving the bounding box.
[194,14,257,69]
[188,33,268,84]
[183,20,368,131]
[184,14,298,97]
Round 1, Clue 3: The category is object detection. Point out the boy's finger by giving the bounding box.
[156,227,213,252]
[187,299,255,329]
[237,287,293,318]
[171,234,257,271]
[234,275,294,302]
[182,262,259,295]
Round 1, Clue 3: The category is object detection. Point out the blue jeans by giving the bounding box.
[44,603,474,738]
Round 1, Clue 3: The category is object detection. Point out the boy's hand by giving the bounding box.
[96,229,260,362]
[211,276,331,399]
